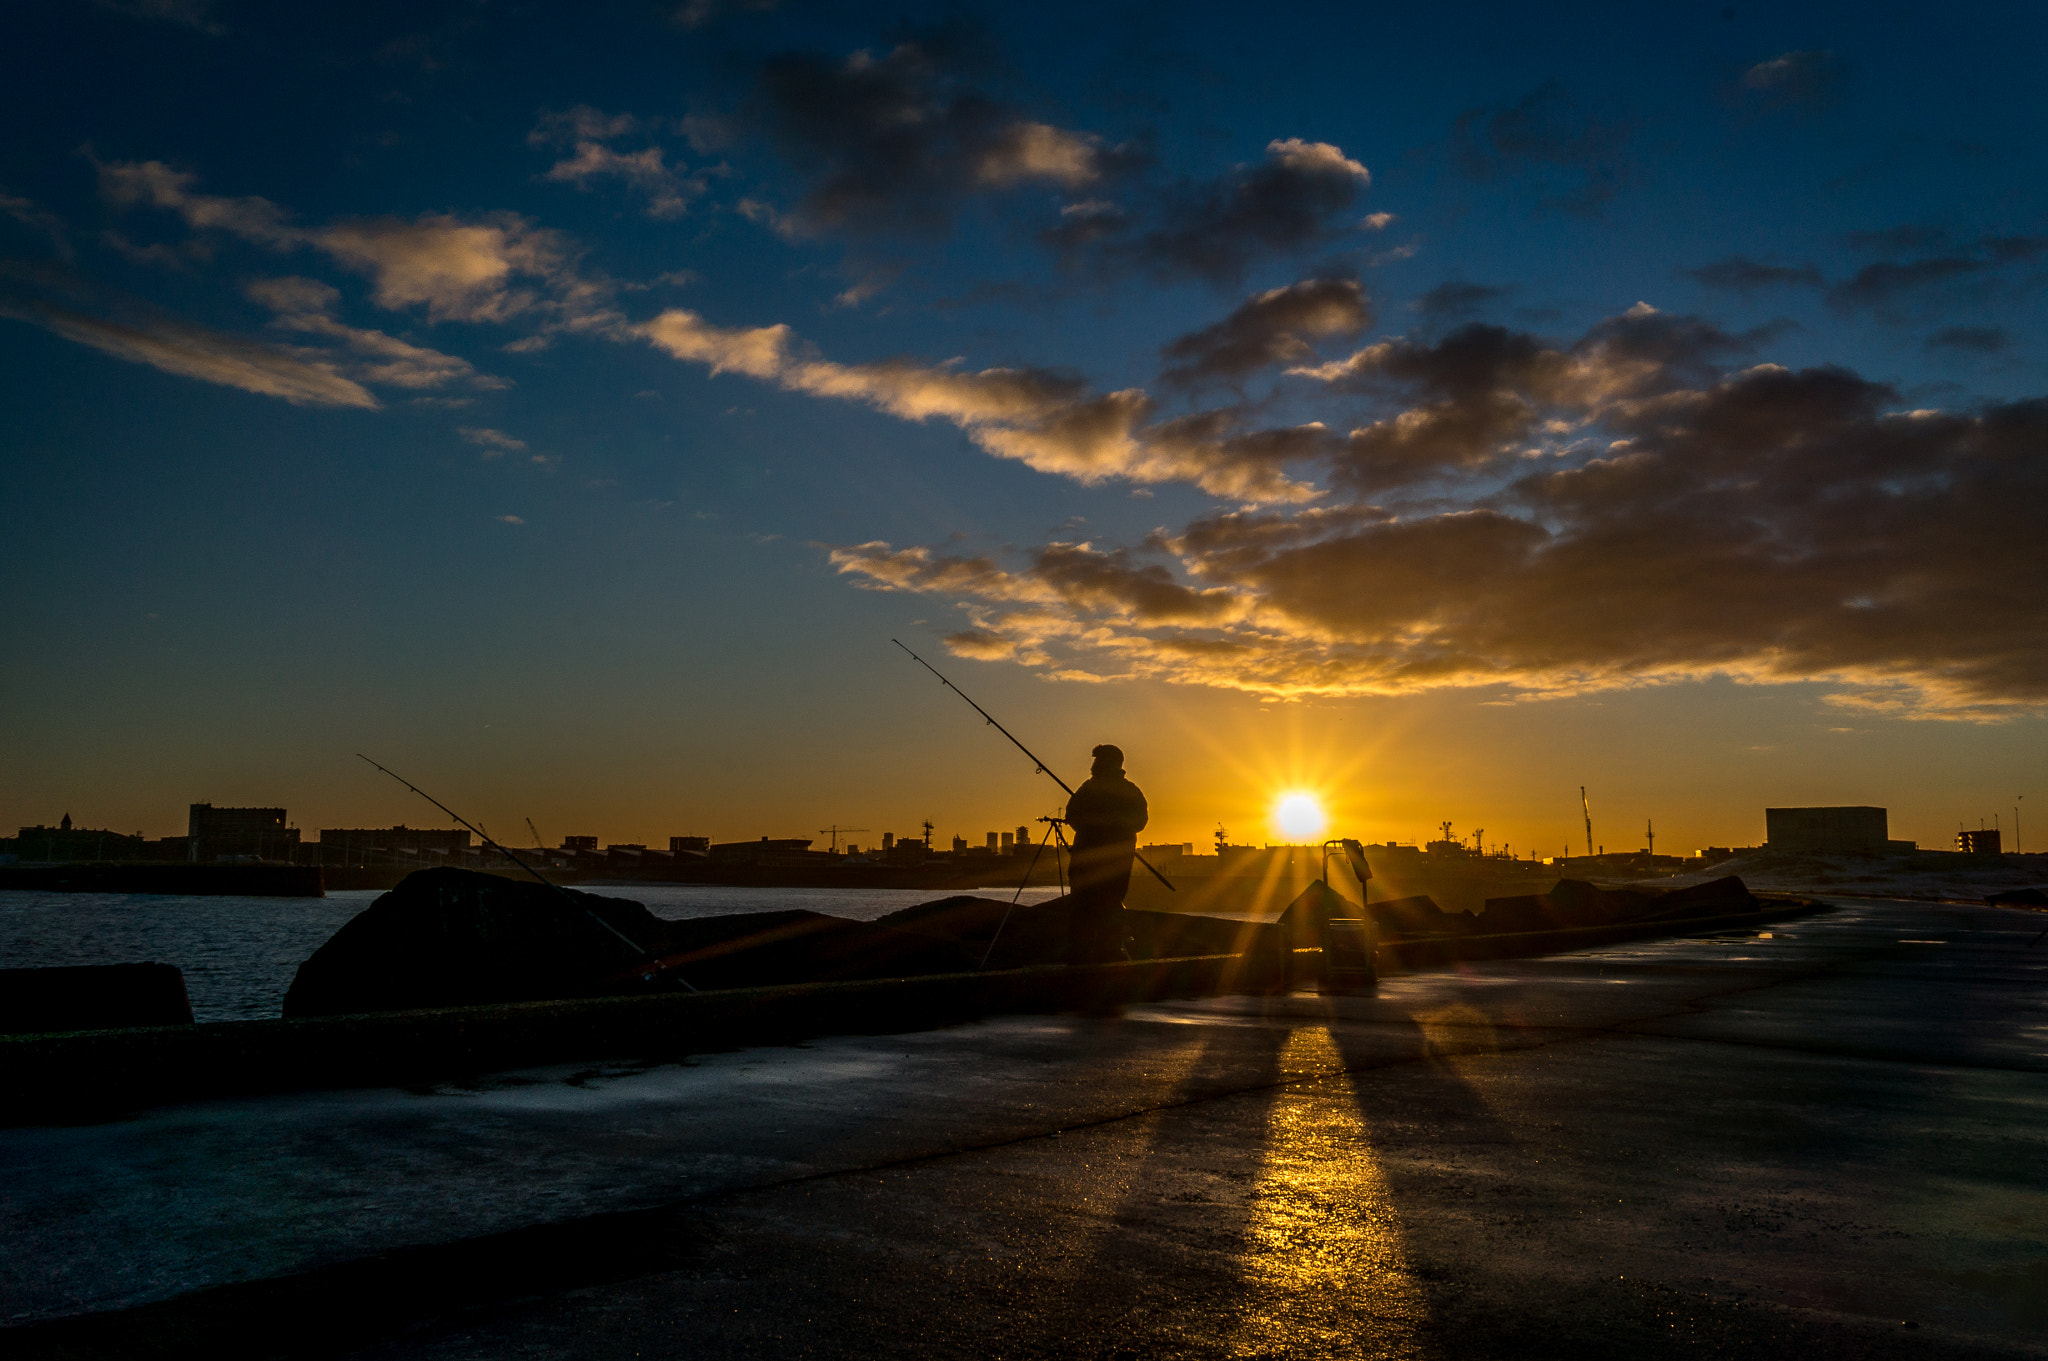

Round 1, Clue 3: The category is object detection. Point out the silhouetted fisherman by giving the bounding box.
[1063,744,1149,965]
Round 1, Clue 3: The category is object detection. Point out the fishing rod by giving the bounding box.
[891,640,1175,892]
[356,754,659,966]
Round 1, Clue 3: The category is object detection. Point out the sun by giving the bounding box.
[1273,791,1328,842]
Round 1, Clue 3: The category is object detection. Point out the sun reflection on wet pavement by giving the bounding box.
[1225,1026,1433,1360]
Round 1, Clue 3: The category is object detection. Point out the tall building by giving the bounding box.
[1764,806,1888,853]
[1958,828,2002,855]
[188,804,299,861]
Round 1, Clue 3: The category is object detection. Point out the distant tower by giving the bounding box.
[60,812,72,831]
[1581,787,1594,858]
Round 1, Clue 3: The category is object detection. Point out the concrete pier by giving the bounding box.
[4,897,2045,1358]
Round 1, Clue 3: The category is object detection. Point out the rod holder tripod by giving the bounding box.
[1316,838,1378,993]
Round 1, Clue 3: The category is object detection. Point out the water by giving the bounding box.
[0,882,1067,1023]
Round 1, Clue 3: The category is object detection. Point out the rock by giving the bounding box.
[284,868,669,1018]
[1638,875,1758,919]
[1986,887,2048,907]
[650,905,981,986]
[0,963,193,1034]
[1368,894,1474,939]
[870,894,1282,966]
[1470,877,1749,935]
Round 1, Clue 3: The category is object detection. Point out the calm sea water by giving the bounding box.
[0,882,1066,1023]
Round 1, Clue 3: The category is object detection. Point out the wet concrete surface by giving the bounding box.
[4,897,2046,1358]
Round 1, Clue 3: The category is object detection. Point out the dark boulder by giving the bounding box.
[1986,887,2048,907]
[284,868,670,1018]
[869,894,1280,966]
[872,895,1072,968]
[642,904,981,986]
[1368,894,1474,939]
[1637,875,1758,919]
[0,963,193,1034]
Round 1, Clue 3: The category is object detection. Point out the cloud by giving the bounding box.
[96,159,296,247]
[315,214,578,324]
[1087,139,1374,284]
[530,107,707,219]
[495,514,526,524]
[1683,257,1824,292]
[942,628,1017,660]
[529,107,648,145]
[540,143,702,219]
[1294,307,1764,493]
[1926,325,2008,353]
[0,189,71,259]
[1828,256,1988,309]
[831,304,2048,717]
[1453,82,1630,216]
[1160,277,1371,386]
[1413,280,1512,319]
[1983,234,2048,264]
[1741,50,1849,109]
[0,280,376,408]
[635,307,1322,500]
[753,39,1112,236]
[98,159,615,330]
[458,426,529,455]
[246,276,504,390]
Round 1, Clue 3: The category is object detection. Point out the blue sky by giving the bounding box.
[3,0,2043,854]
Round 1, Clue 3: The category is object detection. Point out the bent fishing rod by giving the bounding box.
[891,640,1175,892]
[355,754,676,977]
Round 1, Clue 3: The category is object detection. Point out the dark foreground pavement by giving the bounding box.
[5,898,2045,1359]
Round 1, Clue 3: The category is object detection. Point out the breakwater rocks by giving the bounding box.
[281,870,1285,1018]
[0,863,324,897]
[0,963,193,1035]
[285,870,1775,1020]
[1374,875,1760,939]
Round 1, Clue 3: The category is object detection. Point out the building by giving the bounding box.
[561,836,598,851]
[188,804,300,861]
[319,826,470,854]
[9,823,147,862]
[1764,806,1889,854]
[708,837,819,866]
[1958,828,2002,855]
[670,836,710,855]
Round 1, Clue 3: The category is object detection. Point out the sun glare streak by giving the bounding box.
[1225,1026,1430,1356]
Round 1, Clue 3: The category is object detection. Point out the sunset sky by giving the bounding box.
[3,1,2043,857]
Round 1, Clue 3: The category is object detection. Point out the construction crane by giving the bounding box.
[921,818,935,849]
[525,817,547,851]
[818,825,868,853]
[1646,818,1654,857]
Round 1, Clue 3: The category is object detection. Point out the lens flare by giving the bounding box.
[1274,792,1327,842]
